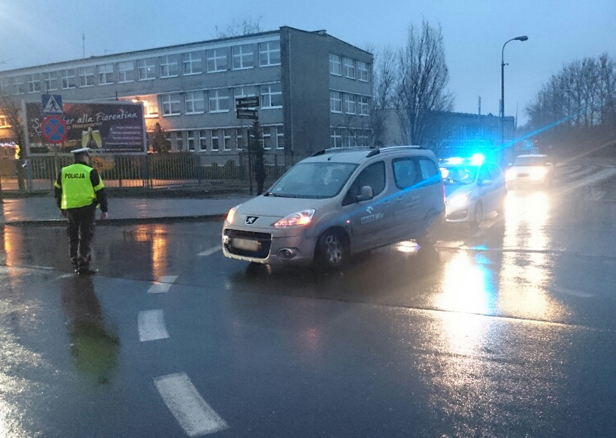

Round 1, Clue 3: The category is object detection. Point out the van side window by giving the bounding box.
[488,164,503,180]
[392,157,419,189]
[343,161,385,205]
[418,158,439,183]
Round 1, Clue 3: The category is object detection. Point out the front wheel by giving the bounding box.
[470,202,483,229]
[316,230,348,269]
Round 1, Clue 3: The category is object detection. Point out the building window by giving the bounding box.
[199,130,207,151]
[343,58,355,79]
[99,64,114,85]
[209,89,229,112]
[12,77,25,95]
[358,61,369,82]
[329,54,341,76]
[61,69,76,89]
[187,131,196,152]
[185,91,205,114]
[207,49,228,72]
[276,126,284,149]
[261,83,282,108]
[0,77,10,94]
[28,74,41,93]
[117,61,134,82]
[345,94,356,114]
[262,127,272,150]
[42,72,57,91]
[79,67,95,87]
[232,44,254,70]
[347,129,357,147]
[211,129,220,151]
[331,128,342,148]
[358,96,369,116]
[330,91,342,113]
[183,51,202,75]
[0,116,9,128]
[160,55,179,78]
[175,131,184,151]
[259,41,281,66]
[223,129,231,151]
[141,95,159,117]
[138,58,156,80]
[236,128,244,150]
[162,93,181,116]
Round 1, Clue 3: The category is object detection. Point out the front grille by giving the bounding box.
[224,228,272,258]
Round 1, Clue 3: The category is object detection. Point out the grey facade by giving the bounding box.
[0,26,373,160]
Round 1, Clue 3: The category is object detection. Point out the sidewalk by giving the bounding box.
[0,194,252,226]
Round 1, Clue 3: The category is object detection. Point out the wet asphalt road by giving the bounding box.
[1,173,616,436]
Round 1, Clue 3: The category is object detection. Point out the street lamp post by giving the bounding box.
[500,35,528,161]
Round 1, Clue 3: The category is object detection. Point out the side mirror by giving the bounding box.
[479,179,493,187]
[356,185,374,202]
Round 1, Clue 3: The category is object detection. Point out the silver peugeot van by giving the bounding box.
[222,146,445,268]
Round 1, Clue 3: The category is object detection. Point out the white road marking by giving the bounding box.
[148,275,179,294]
[154,373,229,437]
[197,245,222,257]
[138,310,169,342]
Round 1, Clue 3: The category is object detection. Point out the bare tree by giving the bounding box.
[213,17,263,38]
[369,45,398,146]
[396,21,453,145]
[0,82,27,190]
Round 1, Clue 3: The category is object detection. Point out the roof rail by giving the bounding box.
[380,145,424,151]
[310,146,373,157]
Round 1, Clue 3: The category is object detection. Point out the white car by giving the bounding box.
[440,155,507,228]
[505,154,554,188]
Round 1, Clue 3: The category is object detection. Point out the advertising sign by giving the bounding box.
[26,101,146,154]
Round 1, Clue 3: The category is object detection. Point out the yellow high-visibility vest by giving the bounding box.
[55,163,104,209]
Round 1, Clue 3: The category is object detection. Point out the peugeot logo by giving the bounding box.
[245,216,258,225]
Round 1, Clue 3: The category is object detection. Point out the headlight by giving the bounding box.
[448,193,469,209]
[226,205,239,223]
[273,209,315,228]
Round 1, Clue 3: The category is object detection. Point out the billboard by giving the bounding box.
[25,101,146,154]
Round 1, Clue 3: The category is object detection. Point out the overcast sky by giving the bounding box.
[1,0,614,124]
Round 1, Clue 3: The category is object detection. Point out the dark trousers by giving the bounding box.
[67,204,96,266]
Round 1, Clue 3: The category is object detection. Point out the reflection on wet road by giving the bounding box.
[0,182,616,436]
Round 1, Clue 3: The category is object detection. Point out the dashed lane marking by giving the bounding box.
[154,373,229,437]
[138,310,169,342]
[148,275,179,294]
[197,245,222,257]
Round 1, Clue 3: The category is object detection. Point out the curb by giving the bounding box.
[1,214,226,227]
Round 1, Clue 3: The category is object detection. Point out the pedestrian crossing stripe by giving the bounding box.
[42,95,63,114]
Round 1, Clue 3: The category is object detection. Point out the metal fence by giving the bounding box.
[0,152,306,192]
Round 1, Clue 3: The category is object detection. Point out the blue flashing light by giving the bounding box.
[470,153,485,165]
[446,157,464,164]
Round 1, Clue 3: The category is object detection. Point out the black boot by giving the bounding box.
[77,260,98,275]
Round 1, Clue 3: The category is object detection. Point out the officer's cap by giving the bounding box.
[72,147,91,155]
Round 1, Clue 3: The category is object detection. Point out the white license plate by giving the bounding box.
[232,238,259,251]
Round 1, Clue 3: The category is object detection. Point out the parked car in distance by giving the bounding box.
[439,154,507,228]
[505,154,554,188]
[222,146,446,269]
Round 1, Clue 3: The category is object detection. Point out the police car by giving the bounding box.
[440,154,507,228]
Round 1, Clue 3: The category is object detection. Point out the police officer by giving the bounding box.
[54,148,108,274]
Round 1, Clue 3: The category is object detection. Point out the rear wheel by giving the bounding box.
[316,230,348,269]
[417,214,443,248]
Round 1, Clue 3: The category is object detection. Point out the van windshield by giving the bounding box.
[268,162,358,198]
[513,156,548,166]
